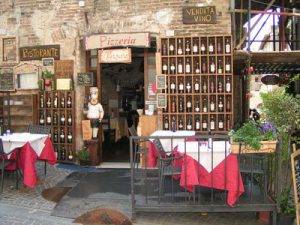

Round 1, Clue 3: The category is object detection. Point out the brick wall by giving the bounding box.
[0,0,232,149]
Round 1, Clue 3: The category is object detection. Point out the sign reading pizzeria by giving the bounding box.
[98,48,132,63]
[85,33,150,50]
[183,6,217,24]
[19,45,60,61]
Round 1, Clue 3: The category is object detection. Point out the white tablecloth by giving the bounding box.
[177,141,231,172]
[0,133,48,158]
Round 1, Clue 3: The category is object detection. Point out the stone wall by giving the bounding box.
[0,0,232,150]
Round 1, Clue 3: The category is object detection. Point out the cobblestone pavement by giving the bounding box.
[0,162,262,225]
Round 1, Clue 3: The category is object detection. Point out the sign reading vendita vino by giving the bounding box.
[183,6,217,24]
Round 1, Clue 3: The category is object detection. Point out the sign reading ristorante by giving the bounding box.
[183,6,217,24]
[85,33,150,50]
[19,45,60,61]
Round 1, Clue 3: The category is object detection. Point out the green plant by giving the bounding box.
[77,146,90,161]
[277,187,295,215]
[42,69,55,79]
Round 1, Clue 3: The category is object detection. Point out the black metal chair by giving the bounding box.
[27,124,51,176]
[128,126,147,168]
[0,138,20,193]
[152,138,183,197]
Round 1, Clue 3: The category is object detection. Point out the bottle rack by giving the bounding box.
[160,35,233,133]
[37,91,76,163]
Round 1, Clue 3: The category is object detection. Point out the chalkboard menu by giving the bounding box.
[157,94,166,108]
[291,149,300,225]
[156,75,166,90]
[0,67,14,91]
[77,72,94,86]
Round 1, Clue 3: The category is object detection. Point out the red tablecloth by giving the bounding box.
[147,142,244,206]
[6,137,56,188]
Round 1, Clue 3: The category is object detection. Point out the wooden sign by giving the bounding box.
[19,45,60,61]
[82,120,92,140]
[98,48,132,63]
[156,75,166,90]
[85,33,150,50]
[157,94,167,108]
[78,72,94,86]
[0,67,14,91]
[291,148,300,225]
[183,6,217,24]
[0,37,18,66]
[54,60,74,79]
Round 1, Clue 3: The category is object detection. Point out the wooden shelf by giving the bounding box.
[160,35,234,133]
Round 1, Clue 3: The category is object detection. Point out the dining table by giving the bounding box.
[147,130,244,206]
[1,132,57,188]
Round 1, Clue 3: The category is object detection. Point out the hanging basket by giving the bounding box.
[231,140,277,154]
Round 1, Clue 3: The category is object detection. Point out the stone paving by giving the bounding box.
[0,162,262,225]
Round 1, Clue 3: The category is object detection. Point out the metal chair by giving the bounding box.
[152,138,183,198]
[0,138,20,193]
[27,124,51,176]
[128,126,147,168]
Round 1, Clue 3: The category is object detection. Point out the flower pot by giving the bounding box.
[231,140,277,154]
[79,159,90,166]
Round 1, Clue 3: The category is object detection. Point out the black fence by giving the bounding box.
[130,134,278,225]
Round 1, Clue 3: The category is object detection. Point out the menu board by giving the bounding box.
[82,120,92,140]
[291,148,300,225]
[78,72,94,86]
[54,60,74,79]
[157,94,166,108]
[0,67,14,91]
[156,74,166,90]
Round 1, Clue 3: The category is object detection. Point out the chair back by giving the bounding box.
[28,124,51,135]
[128,126,138,137]
[152,138,167,158]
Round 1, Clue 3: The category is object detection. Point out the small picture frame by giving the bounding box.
[157,93,167,109]
[0,37,18,66]
[156,74,166,90]
[42,58,54,67]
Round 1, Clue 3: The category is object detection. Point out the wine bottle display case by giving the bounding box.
[38,91,75,163]
[160,35,233,133]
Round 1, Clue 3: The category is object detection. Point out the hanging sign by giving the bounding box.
[98,48,132,63]
[157,94,167,109]
[183,6,217,24]
[156,75,166,90]
[77,72,94,86]
[19,45,60,61]
[85,33,150,50]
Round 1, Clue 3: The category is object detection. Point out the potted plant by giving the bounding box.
[229,120,278,154]
[42,69,55,91]
[77,146,90,166]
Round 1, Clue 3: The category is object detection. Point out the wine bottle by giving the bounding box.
[39,112,45,125]
[179,97,184,112]
[195,99,200,112]
[193,39,198,54]
[209,40,214,54]
[162,59,168,74]
[60,145,66,161]
[185,39,191,55]
[218,117,224,130]
[178,116,184,130]
[60,93,65,108]
[218,59,223,74]
[226,97,231,112]
[218,80,223,93]
[53,129,58,143]
[194,78,200,93]
[186,80,191,93]
[186,116,192,130]
[46,111,51,125]
[162,41,167,55]
[217,39,222,54]
[218,96,224,112]
[67,112,72,126]
[202,59,207,73]
[54,146,58,159]
[169,40,175,55]
[210,97,215,112]
[178,58,183,74]
[53,111,58,125]
[171,116,176,132]
[225,57,231,73]
[67,93,72,108]
[60,129,65,143]
[195,62,200,74]
[164,116,169,130]
[177,39,183,55]
[210,115,215,131]
[170,59,176,74]
[178,78,184,93]
[210,59,215,73]
[186,96,192,112]
[60,113,65,125]
[170,79,176,93]
[210,79,215,93]
[225,38,231,53]
[195,116,200,131]
[67,130,73,143]
[203,97,208,113]
[185,58,191,74]
[40,94,44,108]
[68,149,74,161]
[226,115,231,130]
[202,80,207,93]
[46,95,51,108]
[225,77,231,93]
[171,97,176,113]
[202,118,208,131]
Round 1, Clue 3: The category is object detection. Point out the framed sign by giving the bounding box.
[0,67,15,91]
[0,37,18,65]
[77,72,94,86]
[19,45,60,61]
[157,94,167,108]
[156,74,166,90]
[42,58,54,66]
[98,48,132,63]
[14,63,39,90]
[291,147,300,225]
[183,6,217,24]
[54,60,74,79]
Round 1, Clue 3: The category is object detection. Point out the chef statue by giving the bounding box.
[86,87,104,139]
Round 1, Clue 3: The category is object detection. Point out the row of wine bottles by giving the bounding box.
[162,36,231,56]
[162,56,231,75]
[164,95,231,113]
[166,76,231,94]
[54,145,74,161]
[39,110,72,126]
[164,115,231,131]
[40,92,72,109]
[50,128,73,144]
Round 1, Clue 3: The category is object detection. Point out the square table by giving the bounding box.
[1,133,57,188]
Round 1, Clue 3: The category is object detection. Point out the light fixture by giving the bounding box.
[78,0,85,7]
[261,74,280,85]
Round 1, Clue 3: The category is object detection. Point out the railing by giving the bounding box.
[130,134,278,225]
